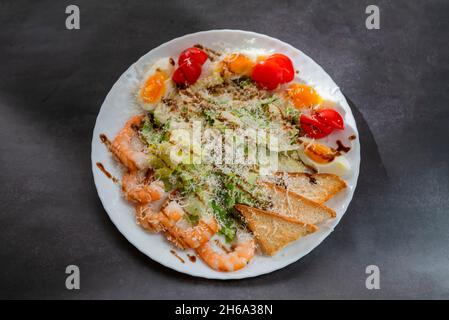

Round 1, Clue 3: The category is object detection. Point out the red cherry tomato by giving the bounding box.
[266,53,295,83]
[315,109,344,130]
[300,114,333,139]
[178,47,208,66]
[172,61,202,86]
[251,59,284,90]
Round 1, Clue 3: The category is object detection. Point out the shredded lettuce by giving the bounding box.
[136,76,303,243]
[284,105,300,124]
[210,200,236,243]
[202,109,217,126]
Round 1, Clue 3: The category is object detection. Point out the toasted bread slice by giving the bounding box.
[276,173,346,204]
[262,182,336,225]
[236,205,318,255]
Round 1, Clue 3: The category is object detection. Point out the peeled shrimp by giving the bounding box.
[134,192,171,233]
[111,115,148,171]
[160,201,219,249]
[135,203,164,233]
[196,232,256,272]
[122,170,165,204]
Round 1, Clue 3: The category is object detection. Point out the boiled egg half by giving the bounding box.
[297,138,350,176]
[219,49,266,77]
[137,57,175,110]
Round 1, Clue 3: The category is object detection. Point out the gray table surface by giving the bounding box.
[0,0,448,299]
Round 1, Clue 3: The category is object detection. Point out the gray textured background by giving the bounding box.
[0,0,448,299]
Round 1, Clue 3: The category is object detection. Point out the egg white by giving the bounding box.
[297,139,351,176]
[137,57,175,111]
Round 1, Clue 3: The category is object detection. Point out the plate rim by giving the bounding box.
[91,29,361,280]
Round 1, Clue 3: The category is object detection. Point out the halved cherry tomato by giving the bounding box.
[172,61,202,85]
[300,114,333,139]
[266,53,294,83]
[251,59,284,90]
[315,109,344,130]
[178,47,208,66]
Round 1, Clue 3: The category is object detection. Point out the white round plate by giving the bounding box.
[91,30,360,280]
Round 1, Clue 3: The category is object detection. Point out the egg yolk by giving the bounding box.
[304,141,337,164]
[287,83,322,109]
[140,70,167,103]
[223,54,254,76]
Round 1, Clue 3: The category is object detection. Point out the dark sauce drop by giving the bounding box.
[170,250,185,264]
[349,134,357,141]
[187,254,197,263]
[305,173,317,185]
[99,133,112,151]
[336,140,351,153]
[303,163,318,174]
[96,162,118,183]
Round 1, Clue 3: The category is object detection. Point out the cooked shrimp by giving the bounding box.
[196,232,256,272]
[136,204,161,232]
[135,203,164,232]
[162,200,184,223]
[160,200,219,249]
[122,170,165,204]
[111,115,148,171]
